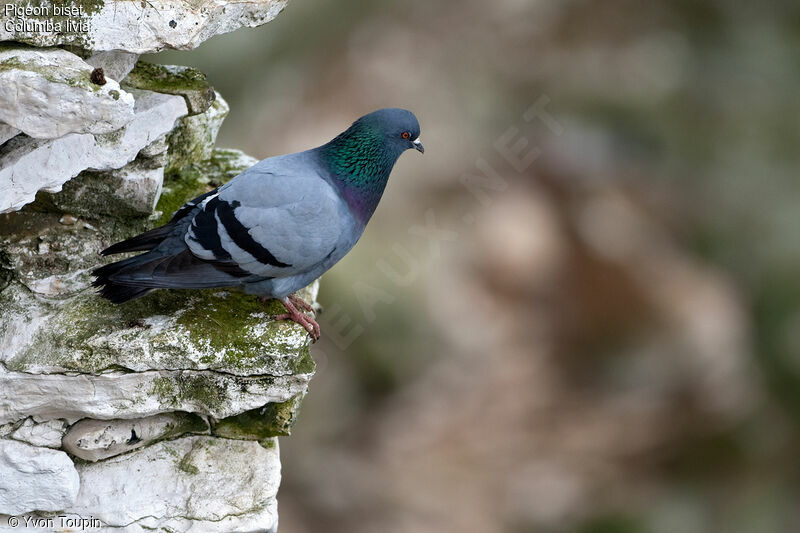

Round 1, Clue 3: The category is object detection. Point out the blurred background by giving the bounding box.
[150,1,800,531]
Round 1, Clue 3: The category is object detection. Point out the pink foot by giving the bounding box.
[271,294,320,342]
[288,293,314,313]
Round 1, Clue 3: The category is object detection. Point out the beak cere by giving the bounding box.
[413,137,425,153]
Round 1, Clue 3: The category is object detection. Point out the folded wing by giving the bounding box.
[185,170,344,279]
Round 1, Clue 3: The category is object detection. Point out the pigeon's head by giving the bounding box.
[320,108,423,222]
[356,108,424,155]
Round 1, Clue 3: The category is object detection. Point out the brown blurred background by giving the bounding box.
[150,1,800,531]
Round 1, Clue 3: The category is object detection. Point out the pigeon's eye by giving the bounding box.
[401,131,411,139]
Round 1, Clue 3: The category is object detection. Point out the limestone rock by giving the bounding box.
[47,152,168,219]
[86,50,139,81]
[1,133,94,214]
[0,439,79,515]
[0,279,317,377]
[0,210,136,297]
[0,123,20,145]
[0,88,187,214]
[167,92,230,173]
[214,394,305,440]
[0,0,289,54]
[68,437,280,531]
[74,89,187,175]
[0,32,312,526]
[62,413,209,462]
[0,47,135,139]
[0,363,312,425]
[9,418,68,448]
[124,62,217,115]
[139,133,170,158]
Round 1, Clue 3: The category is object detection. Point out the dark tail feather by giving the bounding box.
[96,283,153,304]
[93,249,250,304]
[92,254,157,304]
[101,224,174,256]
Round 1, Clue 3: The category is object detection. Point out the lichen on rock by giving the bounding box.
[124,61,217,115]
[166,92,230,174]
[214,394,307,440]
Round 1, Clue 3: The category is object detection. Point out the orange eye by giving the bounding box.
[401,131,410,139]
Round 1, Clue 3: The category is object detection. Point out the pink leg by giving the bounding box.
[270,294,320,342]
[288,293,314,313]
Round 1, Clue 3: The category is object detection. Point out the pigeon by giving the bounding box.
[93,108,423,341]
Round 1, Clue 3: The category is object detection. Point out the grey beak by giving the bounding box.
[413,138,424,153]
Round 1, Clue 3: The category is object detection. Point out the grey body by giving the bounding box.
[94,108,422,306]
[216,151,362,298]
[128,151,362,299]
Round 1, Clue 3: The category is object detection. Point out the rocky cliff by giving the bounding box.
[0,2,314,531]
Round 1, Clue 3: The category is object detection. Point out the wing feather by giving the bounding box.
[184,170,345,279]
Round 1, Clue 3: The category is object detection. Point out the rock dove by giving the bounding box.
[93,108,423,341]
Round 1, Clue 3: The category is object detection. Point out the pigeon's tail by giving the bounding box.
[93,247,255,304]
[100,223,175,256]
[97,282,153,304]
[92,254,156,304]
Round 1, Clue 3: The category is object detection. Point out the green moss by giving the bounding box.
[151,374,228,413]
[207,148,259,181]
[123,61,215,114]
[170,289,315,373]
[109,89,120,100]
[125,61,209,93]
[155,148,256,225]
[213,395,305,439]
[176,290,284,342]
[162,412,209,439]
[165,97,228,173]
[161,444,180,460]
[291,346,316,375]
[2,278,315,376]
[154,165,214,226]
[258,437,277,450]
[178,454,200,475]
[0,56,98,91]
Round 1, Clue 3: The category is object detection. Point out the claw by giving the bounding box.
[270,294,321,342]
[288,293,314,313]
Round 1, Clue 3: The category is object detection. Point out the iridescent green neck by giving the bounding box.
[317,124,402,224]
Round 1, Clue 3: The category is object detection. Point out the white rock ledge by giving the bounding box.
[0,47,136,139]
[68,437,280,532]
[86,50,140,82]
[0,0,290,54]
[62,413,209,462]
[0,368,311,425]
[0,88,187,214]
[0,123,20,146]
[9,418,68,448]
[0,439,80,515]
